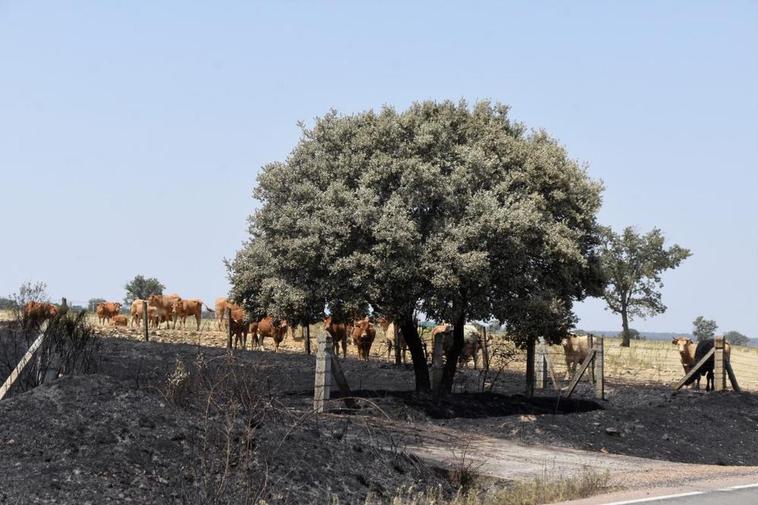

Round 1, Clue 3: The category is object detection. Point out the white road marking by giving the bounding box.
[718,482,758,491]
[600,483,758,504]
[601,491,705,505]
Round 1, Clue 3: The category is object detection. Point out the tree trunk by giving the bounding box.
[438,310,466,395]
[398,315,430,392]
[525,336,536,397]
[620,306,631,347]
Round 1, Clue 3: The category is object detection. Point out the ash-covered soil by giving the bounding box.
[2,327,758,504]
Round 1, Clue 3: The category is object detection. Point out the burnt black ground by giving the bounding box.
[2,328,758,504]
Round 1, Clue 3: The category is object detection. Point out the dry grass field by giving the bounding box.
[3,309,756,392]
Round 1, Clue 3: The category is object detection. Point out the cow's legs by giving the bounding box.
[341,338,347,358]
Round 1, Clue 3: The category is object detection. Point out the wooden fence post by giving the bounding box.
[536,338,547,390]
[305,322,311,355]
[142,300,149,342]
[0,323,49,400]
[314,332,333,413]
[587,334,596,384]
[714,337,725,391]
[595,337,605,400]
[226,307,233,349]
[480,327,490,370]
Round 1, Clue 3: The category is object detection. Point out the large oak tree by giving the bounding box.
[229,100,604,393]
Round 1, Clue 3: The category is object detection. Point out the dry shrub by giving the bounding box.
[378,468,612,505]
[0,309,100,396]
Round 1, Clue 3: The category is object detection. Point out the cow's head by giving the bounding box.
[671,337,693,353]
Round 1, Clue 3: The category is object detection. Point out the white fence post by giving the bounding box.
[314,332,333,413]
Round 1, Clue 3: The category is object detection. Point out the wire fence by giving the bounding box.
[6,302,756,395]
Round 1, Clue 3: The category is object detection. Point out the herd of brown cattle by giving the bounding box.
[20,298,724,384]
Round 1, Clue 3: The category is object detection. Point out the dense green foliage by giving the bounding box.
[123,275,165,305]
[599,227,690,347]
[692,316,718,342]
[229,100,605,391]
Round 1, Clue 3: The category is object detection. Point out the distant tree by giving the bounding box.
[599,227,691,347]
[0,297,17,310]
[124,276,165,305]
[88,298,106,312]
[628,328,641,340]
[724,330,749,346]
[692,316,717,342]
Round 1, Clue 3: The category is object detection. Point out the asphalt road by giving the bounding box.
[598,484,758,505]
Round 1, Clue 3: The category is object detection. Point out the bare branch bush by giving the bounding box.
[0,307,100,397]
[477,336,519,393]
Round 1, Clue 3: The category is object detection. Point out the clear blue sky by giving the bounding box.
[1,2,756,336]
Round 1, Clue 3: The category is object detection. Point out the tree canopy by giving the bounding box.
[692,316,718,342]
[229,100,605,392]
[724,330,750,346]
[599,227,690,347]
[124,276,165,305]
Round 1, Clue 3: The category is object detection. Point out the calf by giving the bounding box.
[96,302,122,325]
[561,334,594,382]
[111,314,128,327]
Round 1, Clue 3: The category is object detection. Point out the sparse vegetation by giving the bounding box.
[376,469,613,505]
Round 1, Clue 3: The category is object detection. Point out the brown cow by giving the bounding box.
[323,316,349,357]
[256,316,288,352]
[130,299,145,327]
[229,306,251,349]
[129,299,159,328]
[96,302,122,325]
[148,294,181,329]
[172,298,212,330]
[23,301,58,324]
[351,317,376,360]
[561,333,594,382]
[215,297,234,330]
[429,323,480,367]
[111,314,128,326]
[378,318,408,362]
